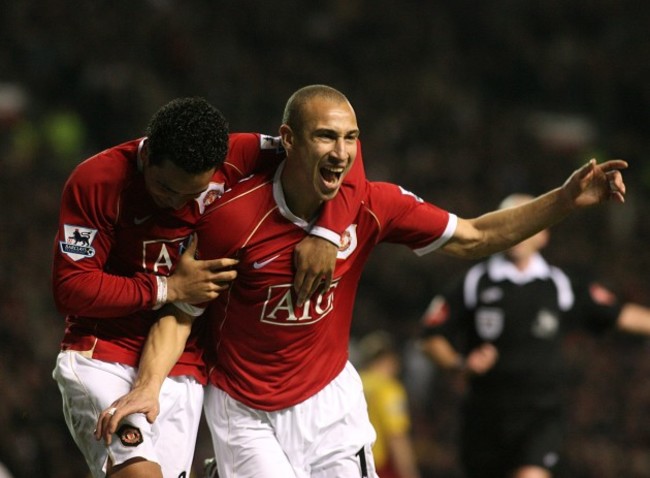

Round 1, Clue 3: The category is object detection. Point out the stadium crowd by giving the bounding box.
[1,1,649,476]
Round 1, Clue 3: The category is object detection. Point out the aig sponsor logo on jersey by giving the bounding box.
[475,307,504,340]
[60,225,98,261]
[261,280,340,326]
[142,237,187,275]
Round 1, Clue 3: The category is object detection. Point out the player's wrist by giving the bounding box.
[309,226,341,247]
[155,276,170,308]
[133,374,166,394]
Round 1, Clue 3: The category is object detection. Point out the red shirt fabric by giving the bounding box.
[197,163,455,409]
[52,133,364,384]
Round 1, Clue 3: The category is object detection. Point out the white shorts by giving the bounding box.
[52,351,203,478]
[204,361,378,478]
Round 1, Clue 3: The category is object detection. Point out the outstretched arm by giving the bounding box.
[442,159,627,259]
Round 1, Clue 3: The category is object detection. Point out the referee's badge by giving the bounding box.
[532,309,559,338]
[475,307,504,340]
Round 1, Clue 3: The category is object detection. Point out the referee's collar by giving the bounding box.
[487,253,551,284]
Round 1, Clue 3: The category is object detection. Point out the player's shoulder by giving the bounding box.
[197,173,275,246]
[207,172,273,215]
[228,133,283,153]
[228,132,259,148]
[71,138,140,186]
[366,181,423,202]
[361,181,427,218]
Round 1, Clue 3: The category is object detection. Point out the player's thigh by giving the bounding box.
[106,458,161,478]
[53,351,156,477]
[203,386,296,478]
[152,375,204,477]
[106,377,203,478]
[53,352,202,478]
[311,444,376,478]
[277,362,378,477]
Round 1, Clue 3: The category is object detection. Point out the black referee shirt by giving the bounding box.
[422,253,621,406]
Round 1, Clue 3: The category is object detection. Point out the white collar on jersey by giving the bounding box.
[272,161,314,231]
[487,252,552,285]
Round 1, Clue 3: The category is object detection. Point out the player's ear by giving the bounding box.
[279,124,294,152]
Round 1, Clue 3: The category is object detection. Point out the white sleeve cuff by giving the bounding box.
[309,226,341,247]
[173,302,206,317]
[153,276,168,310]
[413,213,458,256]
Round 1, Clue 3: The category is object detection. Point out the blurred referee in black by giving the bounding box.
[419,193,650,478]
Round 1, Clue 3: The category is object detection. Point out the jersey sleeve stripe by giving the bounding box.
[413,213,458,257]
[309,226,341,246]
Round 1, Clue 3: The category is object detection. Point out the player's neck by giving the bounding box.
[280,168,323,221]
[511,255,533,271]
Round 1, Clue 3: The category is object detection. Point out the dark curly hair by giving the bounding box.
[145,97,229,174]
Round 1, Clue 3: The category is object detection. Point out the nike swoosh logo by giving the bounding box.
[134,215,152,225]
[253,254,281,269]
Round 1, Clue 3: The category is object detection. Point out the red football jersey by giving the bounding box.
[52,133,365,383]
[196,164,456,409]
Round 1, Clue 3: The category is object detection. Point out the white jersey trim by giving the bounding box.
[413,213,458,256]
[309,226,341,246]
[153,276,168,309]
[272,162,311,230]
[173,302,205,317]
[464,253,574,310]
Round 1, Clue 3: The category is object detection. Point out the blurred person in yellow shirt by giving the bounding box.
[358,331,421,478]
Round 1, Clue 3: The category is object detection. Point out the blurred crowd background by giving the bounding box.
[1,1,649,477]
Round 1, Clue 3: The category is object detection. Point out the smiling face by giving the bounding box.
[280,96,359,219]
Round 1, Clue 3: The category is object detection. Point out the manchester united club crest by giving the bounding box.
[196,182,225,213]
[117,424,144,447]
[336,225,358,260]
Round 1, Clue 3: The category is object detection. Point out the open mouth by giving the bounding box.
[320,165,345,189]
